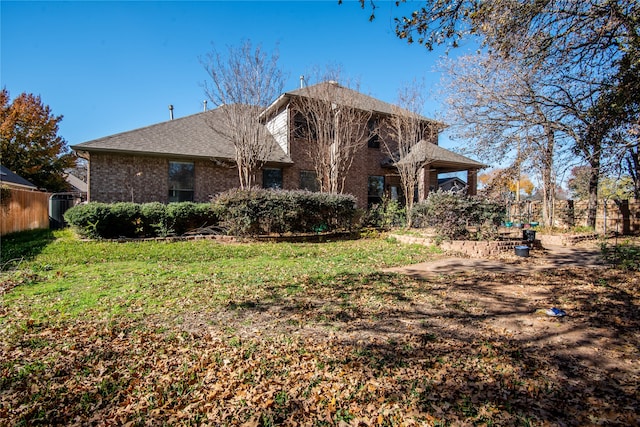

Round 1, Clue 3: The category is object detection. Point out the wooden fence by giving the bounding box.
[1,188,50,236]
[508,199,640,234]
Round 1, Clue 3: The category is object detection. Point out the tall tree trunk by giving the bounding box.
[587,159,600,229]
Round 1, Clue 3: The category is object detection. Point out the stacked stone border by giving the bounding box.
[390,234,543,258]
[537,233,600,247]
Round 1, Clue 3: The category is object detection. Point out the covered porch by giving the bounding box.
[382,140,487,204]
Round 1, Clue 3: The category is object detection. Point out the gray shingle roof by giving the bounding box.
[72,107,292,164]
[0,165,38,189]
[395,140,487,171]
[278,81,442,125]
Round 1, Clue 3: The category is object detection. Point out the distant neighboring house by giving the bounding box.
[71,81,486,208]
[63,170,88,199]
[436,177,468,193]
[0,165,38,191]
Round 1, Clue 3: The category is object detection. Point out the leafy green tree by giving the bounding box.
[599,176,635,202]
[1,88,75,191]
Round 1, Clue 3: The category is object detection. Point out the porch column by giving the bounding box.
[467,169,478,196]
[417,166,429,202]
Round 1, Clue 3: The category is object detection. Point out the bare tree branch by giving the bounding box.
[201,40,286,189]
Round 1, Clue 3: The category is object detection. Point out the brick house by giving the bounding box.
[71,81,485,208]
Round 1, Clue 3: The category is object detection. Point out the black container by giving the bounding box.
[515,245,530,257]
[523,229,536,242]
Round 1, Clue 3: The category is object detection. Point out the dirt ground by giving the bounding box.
[188,236,639,384]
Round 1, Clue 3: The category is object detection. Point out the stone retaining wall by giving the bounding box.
[537,233,600,247]
[391,234,537,258]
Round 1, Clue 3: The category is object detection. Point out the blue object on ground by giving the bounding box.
[546,307,566,317]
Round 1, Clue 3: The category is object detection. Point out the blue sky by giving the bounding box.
[2,0,466,151]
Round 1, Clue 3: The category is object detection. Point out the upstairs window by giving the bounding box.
[368,118,380,148]
[293,112,318,140]
[168,161,194,202]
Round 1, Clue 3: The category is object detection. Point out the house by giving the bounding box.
[71,81,485,208]
[0,165,39,191]
[436,176,468,193]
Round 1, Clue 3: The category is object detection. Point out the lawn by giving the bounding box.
[1,229,638,426]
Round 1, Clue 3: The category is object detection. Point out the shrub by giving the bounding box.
[166,202,218,235]
[601,240,640,271]
[65,202,216,238]
[64,202,112,238]
[211,188,358,236]
[109,202,142,237]
[140,202,170,237]
[361,198,406,229]
[411,191,504,240]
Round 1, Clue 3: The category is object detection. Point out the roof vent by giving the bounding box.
[169,104,174,120]
[328,80,339,86]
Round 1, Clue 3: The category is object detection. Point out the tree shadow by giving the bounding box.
[216,267,639,425]
[1,228,56,269]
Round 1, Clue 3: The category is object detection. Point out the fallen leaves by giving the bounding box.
[2,265,640,425]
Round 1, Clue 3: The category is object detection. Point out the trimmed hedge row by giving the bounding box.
[212,188,358,236]
[64,189,359,239]
[63,202,218,239]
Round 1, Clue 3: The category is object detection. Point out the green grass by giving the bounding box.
[1,229,441,323]
[2,229,638,425]
[601,239,640,271]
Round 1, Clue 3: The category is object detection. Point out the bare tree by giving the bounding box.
[380,81,438,227]
[291,78,373,194]
[357,0,639,228]
[440,53,567,227]
[201,40,286,189]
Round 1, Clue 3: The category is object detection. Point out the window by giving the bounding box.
[368,118,380,148]
[263,168,283,189]
[368,175,384,206]
[168,161,194,202]
[293,112,317,140]
[300,170,319,192]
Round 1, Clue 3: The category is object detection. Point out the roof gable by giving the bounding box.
[264,81,443,127]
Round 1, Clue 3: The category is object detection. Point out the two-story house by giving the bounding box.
[71,81,485,208]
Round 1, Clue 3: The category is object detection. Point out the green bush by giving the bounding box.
[109,203,142,237]
[64,202,112,238]
[362,198,406,229]
[211,189,358,236]
[411,191,505,240]
[140,202,170,237]
[64,202,217,238]
[167,202,218,236]
[601,241,640,271]
[63,192,358,239]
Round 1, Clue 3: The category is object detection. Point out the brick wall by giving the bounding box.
[88,153,239,203]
